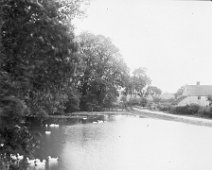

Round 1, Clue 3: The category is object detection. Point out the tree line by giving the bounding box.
[0,0,154,116]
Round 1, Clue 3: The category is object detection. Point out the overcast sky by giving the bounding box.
[73,0,212,93]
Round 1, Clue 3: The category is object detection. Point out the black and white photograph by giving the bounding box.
[1,0,212,170]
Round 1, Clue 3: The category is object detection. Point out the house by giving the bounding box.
[178,82,212,106]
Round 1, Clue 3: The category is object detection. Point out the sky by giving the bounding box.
[73,0,212,93]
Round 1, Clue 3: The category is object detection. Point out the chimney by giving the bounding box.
[196,81,200,85]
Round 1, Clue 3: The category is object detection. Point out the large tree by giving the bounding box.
[0,0,86,166]
[125,67,151,97]
[175,86,185,99]
[0,0,83,116]
[76,32,129,110]
[146,86,162,96]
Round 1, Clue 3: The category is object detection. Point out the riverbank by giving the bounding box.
[71,110,132,116]
[68,108,212,127]
[24,107,212,127]
[132,106,212,127]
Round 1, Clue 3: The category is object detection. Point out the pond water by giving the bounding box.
[30,115,212,170]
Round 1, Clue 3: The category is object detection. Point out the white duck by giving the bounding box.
[47,156,59,167]
[49,124,59,128]
[26,157,36,167]
[45,131,51,135]
[17,153,24,161]
[10,154,17,160]
[34,158,46,169]
[98,120,104,123]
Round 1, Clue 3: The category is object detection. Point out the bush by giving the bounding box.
[158,104,174,112]
[174,104,199,115]
[187,104,200,114]
[198,106,212,118]
[158,104,200,115]
[158,103,212,118]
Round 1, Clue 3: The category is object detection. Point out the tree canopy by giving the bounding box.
[76,32,129,110]
[125,67,151,97]
[146,86,162,96]
[0,0,83,116]
[175,86,185,99]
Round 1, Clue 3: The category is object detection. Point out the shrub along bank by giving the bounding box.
[158,104,212,118]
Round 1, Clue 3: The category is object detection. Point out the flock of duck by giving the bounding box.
[2,153,59,169]
[92,120,104,124]
[81,117,105,124]
[44,123,60,135]
[44,119,105,135]
[26,156,59,169]
[0,119,106,169]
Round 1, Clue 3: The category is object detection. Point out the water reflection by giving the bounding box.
[30,115,212,170]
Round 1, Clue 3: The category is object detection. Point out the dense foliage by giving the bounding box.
[0,0,81,116]
[146,86,162,96]
[0,0,85,168]
[76,33,129,110]
[125,67,151,97]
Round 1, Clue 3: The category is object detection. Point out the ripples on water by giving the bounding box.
[29,115,212,170]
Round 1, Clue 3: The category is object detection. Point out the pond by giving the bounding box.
[29,115,212,170]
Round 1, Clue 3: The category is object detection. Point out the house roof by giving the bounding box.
[183,85,212,96]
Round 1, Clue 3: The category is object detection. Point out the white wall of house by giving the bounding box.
[178,96,210,106]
